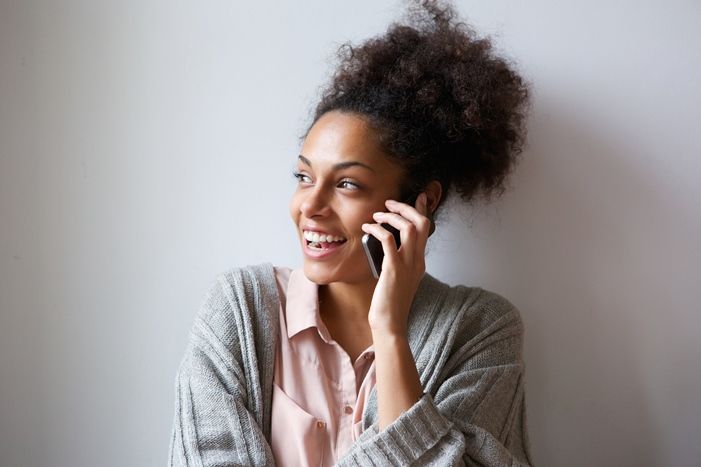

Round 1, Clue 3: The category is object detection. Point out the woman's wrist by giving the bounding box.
[370,327,408,343]
[370,324,407,339]
[368,304,410,337]
[370,328,424,430]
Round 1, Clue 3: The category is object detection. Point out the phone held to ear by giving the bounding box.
[361,192,435,279]
[362,222,400,279]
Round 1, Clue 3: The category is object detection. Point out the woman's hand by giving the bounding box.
[361,192,432,336]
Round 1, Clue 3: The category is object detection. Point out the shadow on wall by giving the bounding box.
[443,94,700,466]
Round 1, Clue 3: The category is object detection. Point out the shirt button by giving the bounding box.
[364,354,371,360]
[344,405,353,414]
[316,420,326,428]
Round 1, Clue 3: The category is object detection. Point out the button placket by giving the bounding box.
[340,348,357,420]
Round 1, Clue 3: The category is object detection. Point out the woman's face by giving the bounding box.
[289,110,405,285]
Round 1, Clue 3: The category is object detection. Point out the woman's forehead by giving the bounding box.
[300,112,396,172]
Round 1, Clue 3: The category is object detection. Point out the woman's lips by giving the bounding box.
[301,228,347,242]
[302,237,346,259]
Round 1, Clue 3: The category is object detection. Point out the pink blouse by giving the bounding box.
[270,266,377,467]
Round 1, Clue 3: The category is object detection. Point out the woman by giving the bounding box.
[168,1,532,465]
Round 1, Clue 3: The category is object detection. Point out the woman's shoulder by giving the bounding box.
[423,272,524,337]
[196,262,282,320]
[178,266,281,396]
[412,273,525,368]
[202,262,296,295]
[464,285,523,328]
[213,262,278,282]
[418,276,525,371]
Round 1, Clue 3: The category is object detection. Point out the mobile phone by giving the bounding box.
[362,222,401,279]
[362,192,427,279]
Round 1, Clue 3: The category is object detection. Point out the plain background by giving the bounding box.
[1,1,700,466]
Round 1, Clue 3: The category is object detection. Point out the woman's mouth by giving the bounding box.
[302,230,348,257]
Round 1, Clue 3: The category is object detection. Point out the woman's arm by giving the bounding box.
[359,194,434,432]
[167,338,276,466]
[168,272,277,467]
[371,330,424,431]
[350,195,532,464]
[336,293,533,466]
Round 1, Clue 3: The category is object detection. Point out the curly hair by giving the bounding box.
[299,0,531,218]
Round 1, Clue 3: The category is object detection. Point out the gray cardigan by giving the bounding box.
[168,263,533,466]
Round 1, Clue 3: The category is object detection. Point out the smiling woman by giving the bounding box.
[290,111,410,287]
[168,1,532,466]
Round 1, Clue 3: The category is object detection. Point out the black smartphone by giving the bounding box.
[362,191,432,278]
[362,221,401,279]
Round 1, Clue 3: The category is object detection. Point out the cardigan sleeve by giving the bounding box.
[335,290,533,467]
[167,274,277,467]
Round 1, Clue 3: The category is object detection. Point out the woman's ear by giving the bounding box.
[425,180,442,215]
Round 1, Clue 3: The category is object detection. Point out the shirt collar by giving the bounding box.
[285,269,328,340]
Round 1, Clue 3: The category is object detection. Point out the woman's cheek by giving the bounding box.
[289,193,302,222]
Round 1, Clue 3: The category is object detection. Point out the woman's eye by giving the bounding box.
[292,171,359,190]
[338,180,360,190]
[292,171,312,184]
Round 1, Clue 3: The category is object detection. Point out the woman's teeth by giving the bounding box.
[303,230,346,243]
[303,230,347,251]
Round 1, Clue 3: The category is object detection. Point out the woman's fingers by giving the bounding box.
[383,194,431,251]
[361,192,431,274]
[385,196,430,229]
[371,211,414,250]
[361,222,400,266]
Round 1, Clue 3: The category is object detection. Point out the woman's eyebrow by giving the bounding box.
[298,154,375,172]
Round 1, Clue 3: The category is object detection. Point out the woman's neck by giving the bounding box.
[318,278,377,327]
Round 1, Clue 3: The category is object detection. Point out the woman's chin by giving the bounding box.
[302,260,373,286]
[302,262,339,285]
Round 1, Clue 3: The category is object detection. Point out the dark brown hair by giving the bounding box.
[300,0,531,220]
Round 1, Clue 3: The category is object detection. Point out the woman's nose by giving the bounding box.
[299,186,331,218]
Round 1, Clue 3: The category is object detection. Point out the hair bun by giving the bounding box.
[301,0,531,212]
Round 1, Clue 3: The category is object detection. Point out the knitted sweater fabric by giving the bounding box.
[168,263,533,466]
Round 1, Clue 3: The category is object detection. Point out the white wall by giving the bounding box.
[1,1,699,466]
